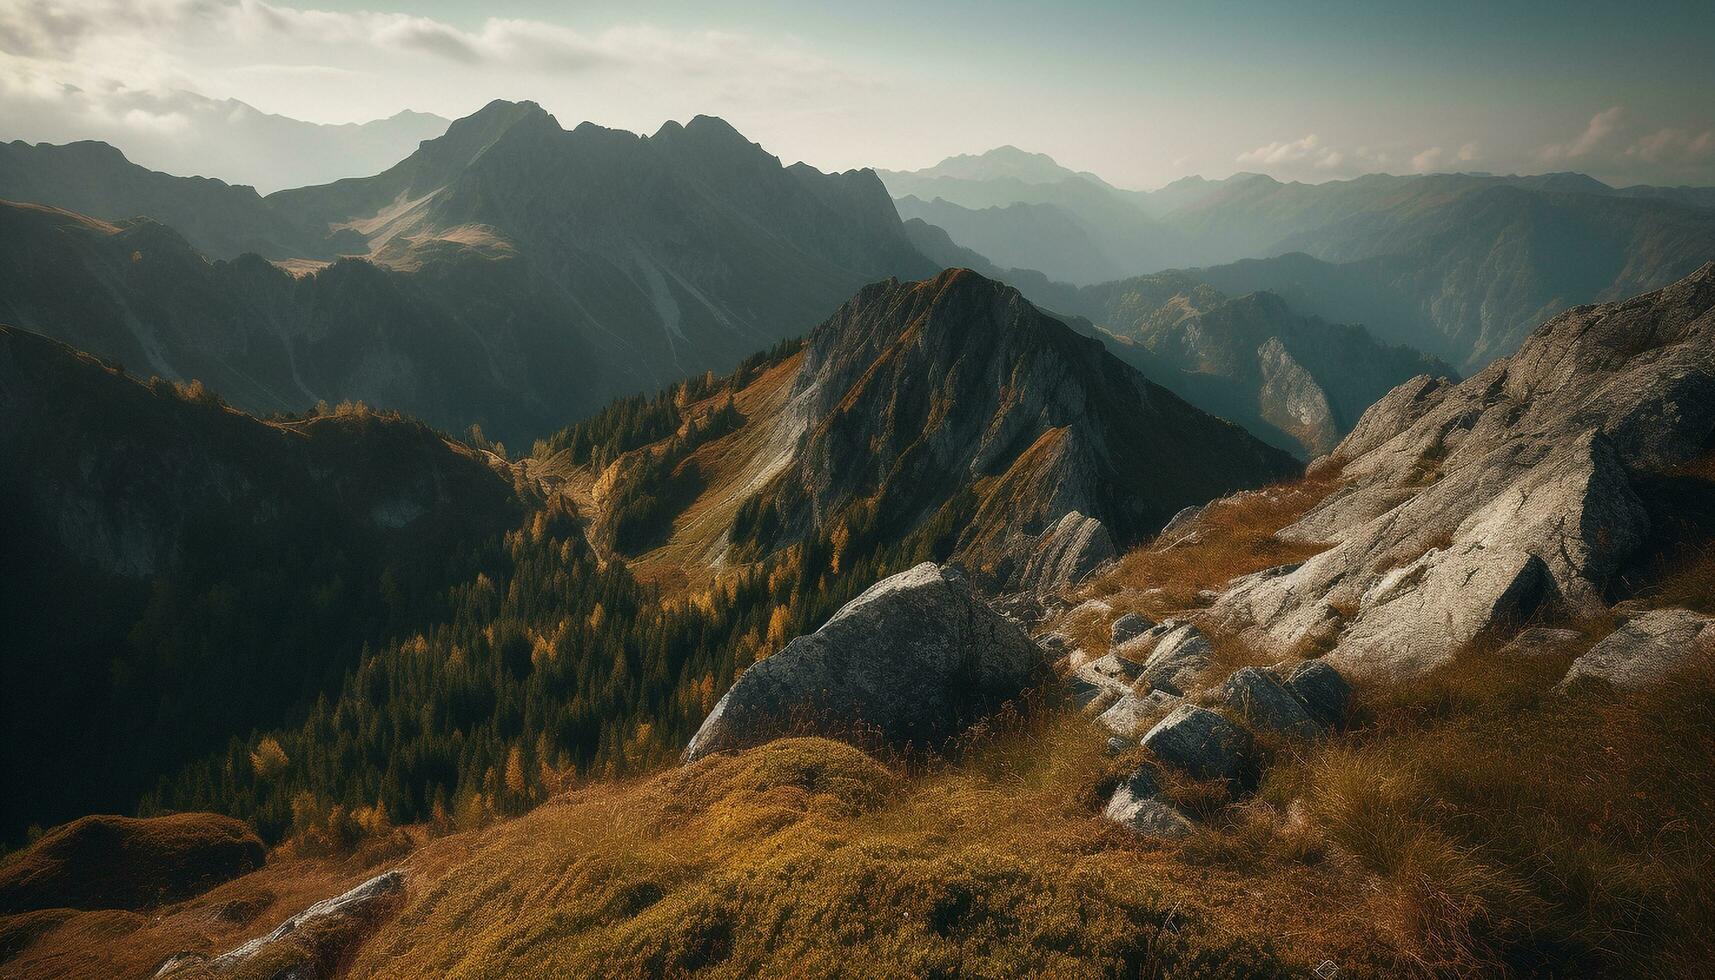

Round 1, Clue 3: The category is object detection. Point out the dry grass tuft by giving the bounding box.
[1254,641,1715,977]
[1082,476,1339,623]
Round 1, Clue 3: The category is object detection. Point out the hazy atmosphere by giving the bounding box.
[4,0,1714,190]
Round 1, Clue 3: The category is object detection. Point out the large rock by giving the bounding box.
[1110,612,1156,647]
[0,813,265,914]
[1217,666,1321,738]
[1102,768,1194,839]
[1281,660,1352,729]
[1095,690,1182,737]
[1142,705,1255,784]
[1210,265,1715,681]
[1014,511,1116,593]
[157,869,406,978]
[1074,652,1147,692]
[684,563,1047,761]
[1138,623,1214,695]
[1560,609,1715,691]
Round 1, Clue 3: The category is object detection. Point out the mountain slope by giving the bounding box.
[1073,281,1456,457]
[1209,262,1715,679]
[0,141,325,259]
[554,269,1300,595]
[0,200,642,445]
[0,324,524,839]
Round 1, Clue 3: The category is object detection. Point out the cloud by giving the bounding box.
[1236,133,1334,167]
[1411,146,1444,172]
[1625,126,1715,165]
[1540,106,1626,160]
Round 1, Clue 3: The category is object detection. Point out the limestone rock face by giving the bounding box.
[684,563,1047,761]
[1142,705,1255,784]
[1560,609,1715,691]
[1210,263,1715,681]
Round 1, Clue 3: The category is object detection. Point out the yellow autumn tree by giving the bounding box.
[250,737,289,779]
[765,603,794,650]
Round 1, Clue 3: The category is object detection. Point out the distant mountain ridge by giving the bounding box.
[0,101,937,444]
[5,90,448,194]
[884,148,1715,369]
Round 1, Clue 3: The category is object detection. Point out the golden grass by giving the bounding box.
[1078,476,1338,627]
[342,721,1407,979]
[1260,644,1715,977]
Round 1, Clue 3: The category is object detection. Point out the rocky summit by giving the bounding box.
[765,268,1299,594]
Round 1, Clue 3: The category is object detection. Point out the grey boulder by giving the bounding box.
[1560,609,1715,692]
[1281,660,1351,729]
[1095,690,1183,738]
[1138,623,1214,695]
[1218,666,1322,738]
[1110,612,1156,647]
[1103,768,1194,839]
[684,563,1047,761]
[1142,704,1255,784]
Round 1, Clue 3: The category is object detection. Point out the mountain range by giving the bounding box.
[4,91,449,194]
[886,148,1715,370]
[0,101,935,445]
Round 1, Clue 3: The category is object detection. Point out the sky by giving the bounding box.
[3,0,1714,189]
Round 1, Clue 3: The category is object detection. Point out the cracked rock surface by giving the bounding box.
[1210,263,1715,681]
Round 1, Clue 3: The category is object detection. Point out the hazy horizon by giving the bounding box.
[3,0,1714,191]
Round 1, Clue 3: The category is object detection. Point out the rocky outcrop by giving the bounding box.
[1110,612,1156,646]
[0,813,264,914]
[156,869,406,978]
[1560,609,1715,691]
[1279,660,1352,729]
[1094,690,1182,738]
[1131,623,1214,695]
[683,563,1047,761]
[1210,264,1715,681]
[1013,511,1116,593]
[1216,667,1322,738]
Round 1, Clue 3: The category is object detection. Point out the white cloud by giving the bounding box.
[1236,133,1330,166]
[1455,142,1480,162]
[1411,146,1444,172]
[1540,106,1626,161]
[1625,126,1715,164]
